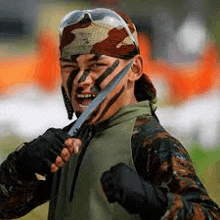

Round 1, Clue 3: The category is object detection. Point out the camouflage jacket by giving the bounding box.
[0,114,220,219]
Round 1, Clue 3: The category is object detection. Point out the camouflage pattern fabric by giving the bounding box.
[0,150,53,219]
[131,115,220,219]
[0,113,220,219]
[59,10,139,60]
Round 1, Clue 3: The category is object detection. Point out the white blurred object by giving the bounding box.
[0,85,74,139]
[176,15,207,55]
[157,90,220,148]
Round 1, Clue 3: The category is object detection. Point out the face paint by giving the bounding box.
[61,54,137,123]
[67,68,80,98]
[77,68,91,83]
[95,60,119,86]
[91,84,101,93]
[87,104,102,122]
[77,54,102,85]
[95,85,125,123]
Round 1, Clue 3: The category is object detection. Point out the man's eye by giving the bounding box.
[90,63,105,70]
[61,65,77,69]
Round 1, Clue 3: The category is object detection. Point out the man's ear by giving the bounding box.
[128,55,143,81]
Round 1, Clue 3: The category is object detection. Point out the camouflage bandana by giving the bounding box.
[59,8,139,60]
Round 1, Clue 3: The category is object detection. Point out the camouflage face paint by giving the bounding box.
[91,84,101,93]
[87,104,102,121]
[95,85,125,123]
[95,60,120,86]
[77,68,91,83]
[67,68,80,98]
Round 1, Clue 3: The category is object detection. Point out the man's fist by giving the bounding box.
[15,128,82,176]
[101,163,147,214]
[50,136,81,173]
[101,163,168,219]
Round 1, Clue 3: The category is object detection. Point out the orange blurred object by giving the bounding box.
[35,30,61,91]
[0,29,60,95]
[138,32,220,104]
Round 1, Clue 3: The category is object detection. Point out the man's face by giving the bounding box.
[60,54,136,124]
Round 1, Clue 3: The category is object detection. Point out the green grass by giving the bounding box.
[188,141,220,205]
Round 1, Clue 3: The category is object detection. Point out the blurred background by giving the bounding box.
[0,0,220,219]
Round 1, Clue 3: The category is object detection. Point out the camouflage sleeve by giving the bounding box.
[0,147,53,219]
[132,115,220,220]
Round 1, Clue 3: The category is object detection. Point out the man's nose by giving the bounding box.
[77,69,95,85]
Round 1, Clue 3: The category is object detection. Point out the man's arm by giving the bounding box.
[0,126,82,219]
[0,149,53,219]
[131,115,220,219]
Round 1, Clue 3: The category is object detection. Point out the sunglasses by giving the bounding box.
[59,8,138,52]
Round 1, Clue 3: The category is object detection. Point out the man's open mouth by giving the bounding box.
[76,93,97,107]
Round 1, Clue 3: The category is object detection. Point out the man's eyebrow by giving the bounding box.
[60,55,105,63]
[59,58,73,63]
[88,54,103,62]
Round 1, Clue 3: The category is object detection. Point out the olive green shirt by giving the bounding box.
[51,101,152,220]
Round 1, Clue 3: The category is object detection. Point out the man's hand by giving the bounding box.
[50,137,81,173]
[101,163,147,214]
[100,163,168,219]
[15,128,82,176]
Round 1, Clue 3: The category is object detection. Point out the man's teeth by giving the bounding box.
[77,94,96,98]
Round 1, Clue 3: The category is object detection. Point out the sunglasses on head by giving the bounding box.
[59,8,138,52]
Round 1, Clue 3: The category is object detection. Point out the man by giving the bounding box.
[0,8,220,220]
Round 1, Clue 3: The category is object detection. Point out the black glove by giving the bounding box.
[15,128,70,176]
[101,163,168,220]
